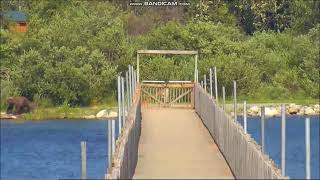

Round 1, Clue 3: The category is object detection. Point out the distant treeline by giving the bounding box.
[0,0,319,107]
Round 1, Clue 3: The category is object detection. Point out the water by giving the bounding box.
[0,119,120,180]
[1,117,319,179]
[237,115,319,179]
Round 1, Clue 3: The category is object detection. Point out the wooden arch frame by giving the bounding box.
[136,50,198,83]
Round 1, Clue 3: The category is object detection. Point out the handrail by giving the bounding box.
[142,80,192,83]
[194,83,289,179]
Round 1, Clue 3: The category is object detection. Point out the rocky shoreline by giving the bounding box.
[246,104,319,117]
[1,104,319,120]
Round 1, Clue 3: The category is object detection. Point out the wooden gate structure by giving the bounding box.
[137,50,198,108]
[141,81,194,108]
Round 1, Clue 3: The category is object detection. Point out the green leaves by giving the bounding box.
[0,0,318,107]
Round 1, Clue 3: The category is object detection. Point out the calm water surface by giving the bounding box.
[1,116,319,179]
[1,119,119,180]
[237,115,319,179]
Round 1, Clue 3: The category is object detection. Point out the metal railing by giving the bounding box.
[105,65,141,179]
[194,83,288,179]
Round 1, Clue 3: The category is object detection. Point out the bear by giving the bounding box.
[6,96,35,115]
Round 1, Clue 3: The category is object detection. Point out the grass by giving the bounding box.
[22,104,118,120]
[0,97,118,120]
[224,97,319,106]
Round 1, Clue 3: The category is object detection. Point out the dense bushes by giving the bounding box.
[1,1,121,106]
[139,21,319,99]
[0,1,319,108]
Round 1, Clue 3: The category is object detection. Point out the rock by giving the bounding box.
[108,111,118,118]
[304,107,316,115]
[96,109,118,118]
[297,106,306,116]
[248,105,260,116]
[313,104,320,113]
[288,103,300,115]
[265,107,279,117]
[96,109,109,118]
[250,105,259,113]
[0,113,18,119]
[83,115,96,119]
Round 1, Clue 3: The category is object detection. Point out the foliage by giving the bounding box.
[0,0,318,109]
[139,21,319,99]
[1,1,122,106]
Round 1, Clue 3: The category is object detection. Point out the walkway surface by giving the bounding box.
[133,108,234,179]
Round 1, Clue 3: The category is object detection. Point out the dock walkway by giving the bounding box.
[133,108,234,179]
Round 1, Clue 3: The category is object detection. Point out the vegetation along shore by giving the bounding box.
[1,1,319,119]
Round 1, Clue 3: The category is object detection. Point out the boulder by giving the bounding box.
[248,105,260,116]
[108,111,118,118]
[96,109,109,118]
[265,107,279,117]
[0,112,19,119]
[96,109,118,118]
[288,103,300,115]
[313,104,320,113]
[83,115,96,119]
[297,106,306,116]
[304,107,316,115]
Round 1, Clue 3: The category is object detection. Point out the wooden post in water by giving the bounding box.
[214,67,218,104]
[305,117,311,179]
[281,104,286,176]
[233,81,237,121]
[261,106,265,153]
[204,74,207,93]
[81,141,87,179]
[243,101,247,133]
[121,77,125,126]
[107,120,112,171]
[209,68,213,98]
[117,76,122,134]
[222,86,226,111]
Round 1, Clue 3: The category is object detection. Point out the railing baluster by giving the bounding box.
[261,106,265,153]
[222,86,226,111]
[233,81,237,121]
[118,76,122,133]
[214,67,218,104]
[210,68,213,98]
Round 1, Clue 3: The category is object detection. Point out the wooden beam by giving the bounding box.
[169,89,193,105]
[141,83,194,88]
[137,50,198,55]
[141,89,162,104]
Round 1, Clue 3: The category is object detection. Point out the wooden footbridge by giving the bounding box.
[104,50,288,179]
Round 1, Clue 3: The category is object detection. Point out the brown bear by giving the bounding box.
[6,96,35,115]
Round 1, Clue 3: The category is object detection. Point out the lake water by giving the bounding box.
[1,116,319,179]
[0,119,119,180]
[237,115,319,179]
